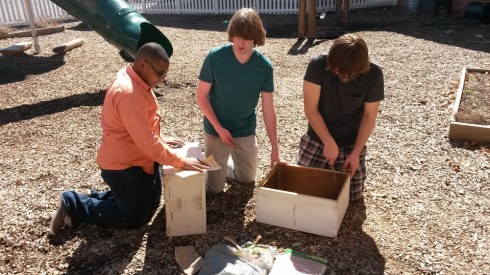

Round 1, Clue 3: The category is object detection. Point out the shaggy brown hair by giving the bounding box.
[227,8,266,46]
[328,33,370,79]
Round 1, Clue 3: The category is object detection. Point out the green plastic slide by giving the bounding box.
[50,0,173,61]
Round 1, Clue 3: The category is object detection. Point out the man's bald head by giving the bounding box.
[135,42,169,64]
[132,42,170,88]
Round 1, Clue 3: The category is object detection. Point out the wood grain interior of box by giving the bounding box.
[261,163,348,200]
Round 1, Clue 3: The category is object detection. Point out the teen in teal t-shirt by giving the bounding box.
[196,8,280,194]
[199,44,274,137]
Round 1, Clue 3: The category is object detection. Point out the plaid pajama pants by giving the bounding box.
[297,134,367,201]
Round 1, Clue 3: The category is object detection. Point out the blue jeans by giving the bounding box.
[61,163,162,229]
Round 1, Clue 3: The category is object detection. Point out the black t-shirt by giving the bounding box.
[304,54,384,147]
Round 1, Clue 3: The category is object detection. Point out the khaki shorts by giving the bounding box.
[204,134,258,193]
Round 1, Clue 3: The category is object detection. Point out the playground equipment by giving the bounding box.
[49,0,173,61]
[53,38,85,54]
[0,42,33,56]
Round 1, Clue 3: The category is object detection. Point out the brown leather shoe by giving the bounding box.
[49,203,69,235]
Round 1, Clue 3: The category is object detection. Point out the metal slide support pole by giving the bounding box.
[24,0,40,53]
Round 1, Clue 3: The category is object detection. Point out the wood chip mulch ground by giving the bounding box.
[1,6,489,275]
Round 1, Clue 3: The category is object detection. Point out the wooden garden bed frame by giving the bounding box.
[449,67,490,142]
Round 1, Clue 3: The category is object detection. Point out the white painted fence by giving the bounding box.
[130,0,396,14]
[0,0,71,26]
[1,0,396,27]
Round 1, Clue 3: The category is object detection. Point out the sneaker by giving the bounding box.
[49,203,70,235]
[83,189,95,197]
[226,177,241,185]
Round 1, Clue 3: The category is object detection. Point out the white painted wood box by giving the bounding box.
[255,163,350,238]
[163,142,206,237]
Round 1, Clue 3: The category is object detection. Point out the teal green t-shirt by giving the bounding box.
[198,44,274,137]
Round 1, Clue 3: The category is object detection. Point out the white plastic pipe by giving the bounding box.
[23,0,40,54]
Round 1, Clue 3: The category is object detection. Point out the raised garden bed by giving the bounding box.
[449,67,490,142]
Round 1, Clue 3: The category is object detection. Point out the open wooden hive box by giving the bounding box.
[255,163,350,238]
[449,67,490,142]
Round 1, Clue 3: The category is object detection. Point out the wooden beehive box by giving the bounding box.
[163,142,206,237]
[449,67,490,142]
[255,163,350,238]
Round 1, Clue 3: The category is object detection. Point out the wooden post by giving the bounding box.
[336,0,342,23]
[298,0,306,38]
[336,0,350,24]
[307,0,316,40]
[23,0,40,54]
[342,0,350,24]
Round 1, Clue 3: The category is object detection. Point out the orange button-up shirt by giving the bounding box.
[96,64,185,174]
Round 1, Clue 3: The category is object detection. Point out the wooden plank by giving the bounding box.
[449,122,490,142]
[336,171,350,225]
[0,25,65,39]
[256,188,340,237]
[465,67,490,73]
[52,38,84,54]
[278,164,346,199]
[0,41,32,56]
[451,67,467,116]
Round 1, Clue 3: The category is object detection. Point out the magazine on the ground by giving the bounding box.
[269,248,327,275]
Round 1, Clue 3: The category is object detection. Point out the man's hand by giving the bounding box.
[270,149,280,167]
[181,157,210,172]
[344,153,359,177]
[322,140,339,165]
[216,127,236,148]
